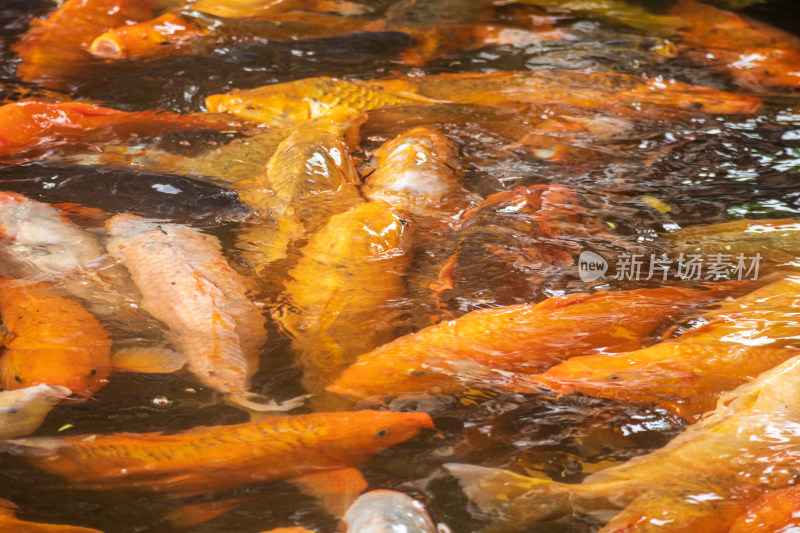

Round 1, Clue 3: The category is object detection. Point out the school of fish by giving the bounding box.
[0,0,799,531]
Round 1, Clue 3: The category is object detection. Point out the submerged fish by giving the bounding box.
[364,71,762,117]
[279,201,411,404]
[537,276,800,420]
[0,276,112,397]
[667,218,800,271]
[670,0,800,90]
[0,384,72,440]
[13,0,153,87]
[105,214,286,411]
[729,485,800,533]
[344,490,437,533]
[447,353,800,532]
[328,282,754,403]
[0,498,103,533]
[501,0,686,35]
[0,101,234,160]
[235,124,364,270]
[5,410,434,495]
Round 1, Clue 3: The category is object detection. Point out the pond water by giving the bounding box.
[1,1,800,532]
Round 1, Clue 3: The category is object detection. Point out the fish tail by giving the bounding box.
[444,463,573,525]
[229,392,310,413]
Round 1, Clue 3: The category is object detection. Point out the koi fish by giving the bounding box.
[235,126,364,270]
[0,191,155,329]
[13,0,152,87]
[364,70,762,117]
[0,499,103,533]
[89,10,368,60]
[505,0,686,35]
[431,184,618,316]
[205,77,438,128]
[5,410,434,496]
[328,282,755,403]
[105,214,288,411]
[0,384,72,440]
[667,218,800,271]
[537,276,800,420]
[362,126,468,219]
[0,101,234,160]
[278,201,411,404]
[190,0,370,18]
[0,276,113,397]
[446,353,800,532]
[729,485,800,533]
[670,0,800,90]
[344,490,438,533]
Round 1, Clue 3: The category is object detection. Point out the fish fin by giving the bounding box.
[111,347,186,374]
[1,436,67,457]
[166,496,252,528]
[289,467,367,518]
[0,498,17,511]
[444,463,573,524]
[53,202,111,227]
[231,391,310,413]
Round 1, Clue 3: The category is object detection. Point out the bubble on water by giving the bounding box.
[152,396,172,408]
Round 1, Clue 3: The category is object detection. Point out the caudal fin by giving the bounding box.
[444,463,573,527]
[230,392,309,413]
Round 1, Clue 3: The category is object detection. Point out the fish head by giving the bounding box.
[327,354,462,403]
[317,410,434,463]
[205,85,318,128]
[0,348,108,398]
[0,384,71,440]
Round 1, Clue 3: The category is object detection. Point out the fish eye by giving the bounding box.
[374,429,388,438]
[14,375,22,383]
[1,406,18,415]
[408,369,426,376]
[89,369,97,376]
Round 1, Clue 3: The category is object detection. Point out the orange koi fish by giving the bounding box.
[0,101,234,160]
[279,201,411,401]
[537,276,800,420]
[105,214,286,411]
[364,71,762,117]
[0,277,113,397]
[729,485,800,533]
[235,126,364,270]
[431,184,618,317]
[667,218,800,272]
[362,126,469,219]
[327,282,752,403]
[0,499,103,533]
[670,0,800,90]
[13,0,153,87]
[447,354,800,532]
[89,10,367,60]
[6,410,433,496]
[205,77,437,128]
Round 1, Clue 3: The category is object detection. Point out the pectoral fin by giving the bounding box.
[289,467,367,518]
[111,347,186,374]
